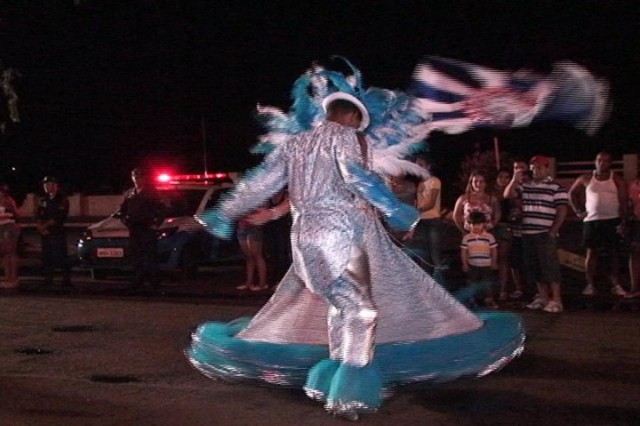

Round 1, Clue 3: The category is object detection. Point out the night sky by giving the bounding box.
[0,1,638,196]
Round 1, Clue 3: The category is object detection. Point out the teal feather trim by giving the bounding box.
[186,312,525,389]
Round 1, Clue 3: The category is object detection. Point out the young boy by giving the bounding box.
[461,210,499,308]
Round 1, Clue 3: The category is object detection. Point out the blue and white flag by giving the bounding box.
[409,56,610,136]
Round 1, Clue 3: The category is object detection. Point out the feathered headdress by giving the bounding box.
[252,56,432,179]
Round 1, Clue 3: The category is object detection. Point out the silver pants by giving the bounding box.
[324,244,377,367]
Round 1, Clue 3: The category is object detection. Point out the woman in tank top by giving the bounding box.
[453,171,501,234]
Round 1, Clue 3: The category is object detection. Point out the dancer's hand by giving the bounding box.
[196,209,234,240]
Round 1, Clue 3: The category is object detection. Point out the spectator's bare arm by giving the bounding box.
[550,204,568,237]
[503,172,521,199]
[568,174,588,217]
[452,195,466,233]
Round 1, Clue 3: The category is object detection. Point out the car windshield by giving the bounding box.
[157,189,206,217]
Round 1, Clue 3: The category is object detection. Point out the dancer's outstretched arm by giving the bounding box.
[197,146,289,239]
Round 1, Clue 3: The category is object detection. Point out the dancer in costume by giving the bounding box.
[187,57,608,420]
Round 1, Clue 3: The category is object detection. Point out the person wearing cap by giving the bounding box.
[36,176,72,287]
[504,155,569,313]
[118,167,165,293]
[568,151,628,297]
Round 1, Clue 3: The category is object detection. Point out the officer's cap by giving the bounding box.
[41,176,58,184]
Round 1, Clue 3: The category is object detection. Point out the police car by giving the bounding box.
[77,172,241,280]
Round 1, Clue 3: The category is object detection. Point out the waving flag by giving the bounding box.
[409,56,610,136]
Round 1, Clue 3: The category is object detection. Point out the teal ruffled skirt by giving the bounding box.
[187,310,524,412]
[187,219,524,417]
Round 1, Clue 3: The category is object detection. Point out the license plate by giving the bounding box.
[97,247,124,258]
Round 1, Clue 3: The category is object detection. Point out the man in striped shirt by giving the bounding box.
[504,155,568,313]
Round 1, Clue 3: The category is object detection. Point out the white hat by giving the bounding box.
[321,92,370,131]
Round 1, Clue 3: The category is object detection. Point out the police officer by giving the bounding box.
[118,168,165,293]
[36,176,71,287]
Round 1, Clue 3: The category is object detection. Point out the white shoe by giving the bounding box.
[543,301,563,313]
[581,284,596,296]
[611,285,628,297]
[509,290,523,299]
[526,297,547,310]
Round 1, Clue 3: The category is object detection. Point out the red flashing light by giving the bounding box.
[157,173,171,183]
[155,172,229,184]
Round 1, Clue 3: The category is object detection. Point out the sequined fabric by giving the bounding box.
[189,119,524,418]
[232,119,479,345]
[212,120,425,366]
[238,214,482,345]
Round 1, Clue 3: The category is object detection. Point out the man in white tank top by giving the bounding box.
[569,151,628,296]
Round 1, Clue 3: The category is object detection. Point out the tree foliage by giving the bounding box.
[456,143,515,194]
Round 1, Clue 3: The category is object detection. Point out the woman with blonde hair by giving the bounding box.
[453,170,501,233]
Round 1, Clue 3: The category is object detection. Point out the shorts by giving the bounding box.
[0,222,20,253]
[521,232,561,285]
[466,266,496,285]
[629,220,640,245]
[237,226,263,242]
[510,236,523,269]
[583,218,622,249]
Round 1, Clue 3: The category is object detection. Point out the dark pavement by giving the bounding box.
[2,219,640,425]
[2,261,640,425]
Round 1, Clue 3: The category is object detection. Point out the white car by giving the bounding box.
[77,174,241,280]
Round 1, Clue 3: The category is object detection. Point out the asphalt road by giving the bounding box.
[3,222,639,425]
[1,286,639,426]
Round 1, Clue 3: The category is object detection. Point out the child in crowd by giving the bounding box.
[460,210,498,308]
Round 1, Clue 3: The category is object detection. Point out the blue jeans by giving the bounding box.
[414,218,443,272]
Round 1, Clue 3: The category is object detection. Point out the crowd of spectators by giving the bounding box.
[1,150,640,312]
[388,151,640,314]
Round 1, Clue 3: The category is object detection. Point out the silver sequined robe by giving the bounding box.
[216,121,482,360]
